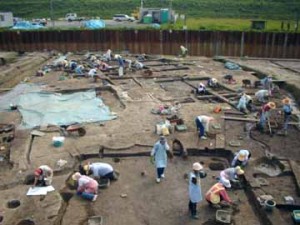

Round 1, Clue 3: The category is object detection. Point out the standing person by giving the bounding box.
[81,162,118,181]
[231,150,251,167]
[257,101,276,132]
[150,136,170,183]
[33,165,53,187]
[72,172,98,201]
[282,97,293,135]
[205,179,233,208]
[195,115,214,140]
[261,76,273,94]
[103,49,112,61]
[180,45,188,57]
[188,162,206,220]
[115,54,125,77]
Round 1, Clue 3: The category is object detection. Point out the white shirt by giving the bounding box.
[88,68,97,77]
[90,163,113,177]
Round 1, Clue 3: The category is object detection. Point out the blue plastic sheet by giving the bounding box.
[83,20,105,29]
[12,21,44,30]
[0,84,116,129]
[225,62,241,70]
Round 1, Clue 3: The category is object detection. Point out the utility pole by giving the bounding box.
[169,0,173,22]
[50,0,54,27]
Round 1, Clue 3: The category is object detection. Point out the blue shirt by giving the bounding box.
[189,172,202,203]
[151,141,169,168]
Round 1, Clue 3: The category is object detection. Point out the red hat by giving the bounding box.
[34,168,42,176]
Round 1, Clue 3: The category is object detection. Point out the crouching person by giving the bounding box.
[205,178,233,209]
[72,172,98,201]
[33,165,53,187]
[81,162,118,181]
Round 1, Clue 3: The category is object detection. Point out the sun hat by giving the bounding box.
[72,172,81,181]
[192,162,203,171]
[212,78,218,83]
[267,102,276,109]
[83,164,90,172]
[235,166,244,175]
[282,98,291,105]
[210,193,221,204]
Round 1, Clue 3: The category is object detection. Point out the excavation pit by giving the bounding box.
[7,199,21,209]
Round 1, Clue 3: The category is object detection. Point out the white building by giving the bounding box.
[0,12,13,28]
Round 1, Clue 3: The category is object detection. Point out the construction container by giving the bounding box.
[160,9,169,24]
[143,14,153,24]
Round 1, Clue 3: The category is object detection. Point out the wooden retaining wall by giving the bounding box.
[0,30,299,58]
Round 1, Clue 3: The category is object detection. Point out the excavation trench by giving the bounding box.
[57,147,278,225]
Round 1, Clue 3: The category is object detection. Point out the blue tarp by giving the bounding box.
[83,20,105,29]
[0,84,116,129]
[151,23,161,29]
[12,21,44,30]
[224,62,241,70]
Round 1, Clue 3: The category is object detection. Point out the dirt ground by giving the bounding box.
[0,51,300,225]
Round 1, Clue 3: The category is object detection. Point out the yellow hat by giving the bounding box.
[282,98,291,105]
[83,165,90,172]
[267,102,276,109]
[210,193,221,204]
[235,166,244,175]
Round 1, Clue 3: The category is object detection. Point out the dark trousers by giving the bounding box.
[189,200,197,216]
[195,118,205,137]
[103,171,115,180]
[157,167,165,178]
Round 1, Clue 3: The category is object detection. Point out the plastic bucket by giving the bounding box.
[52,136,65,147]
[264,200,276,211]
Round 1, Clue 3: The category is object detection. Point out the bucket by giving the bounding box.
[52,136,65,147]
[264,200,276,211]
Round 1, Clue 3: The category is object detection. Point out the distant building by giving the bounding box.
[140,8,175,24]
[0,12,13,28]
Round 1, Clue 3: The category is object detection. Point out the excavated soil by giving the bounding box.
[0,51,300,225]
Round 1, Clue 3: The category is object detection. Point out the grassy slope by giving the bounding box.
[1,0,300,20]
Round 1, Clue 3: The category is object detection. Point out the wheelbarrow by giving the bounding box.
[60,123,86,137]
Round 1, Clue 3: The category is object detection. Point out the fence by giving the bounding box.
[0,30,299,58]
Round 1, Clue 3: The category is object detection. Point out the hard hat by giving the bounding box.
[210,193,221,204]
[267,102,276,109]
[192,162,203,171]
[72,172,81,181]
[235,166,244,175]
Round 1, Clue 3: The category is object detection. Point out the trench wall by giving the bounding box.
[0,30,300,58]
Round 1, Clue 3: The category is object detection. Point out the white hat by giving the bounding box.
[212,78,218,83]
[114,54,121,59]
[71,172,81,181]
[192,162,203,171]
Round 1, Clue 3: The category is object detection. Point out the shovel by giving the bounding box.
[267,119,273,137]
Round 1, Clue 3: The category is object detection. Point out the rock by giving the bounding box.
[120,193,127,198]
